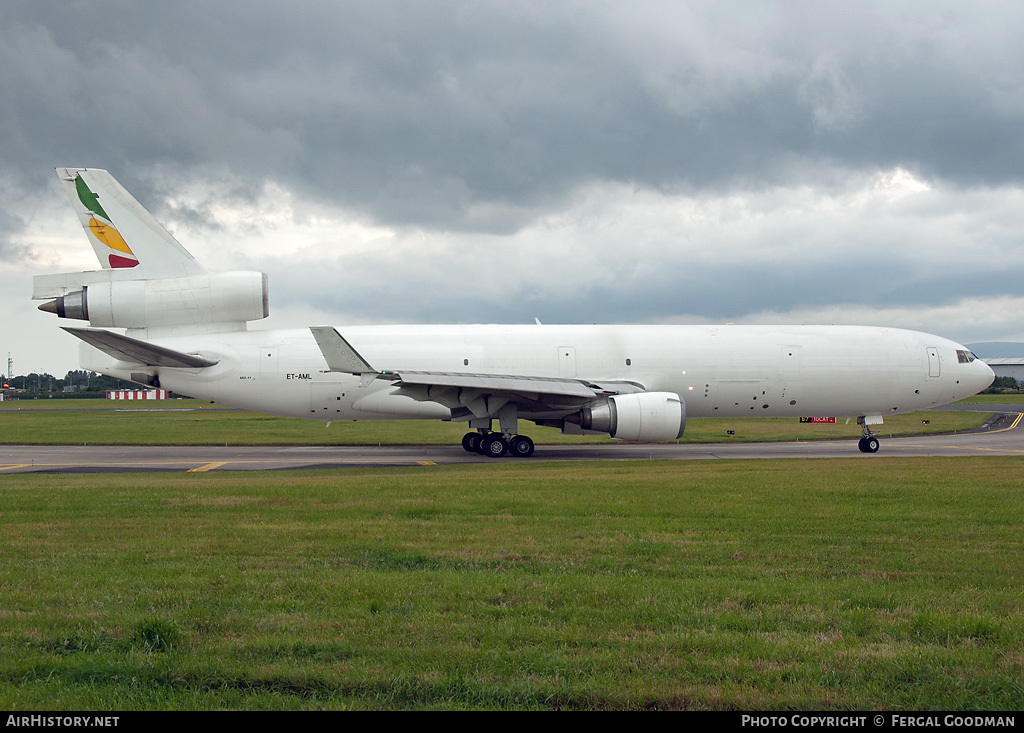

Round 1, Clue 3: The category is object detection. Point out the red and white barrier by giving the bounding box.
[105,390,169,400]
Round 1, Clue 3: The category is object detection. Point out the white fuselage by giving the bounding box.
[81,324,994,424]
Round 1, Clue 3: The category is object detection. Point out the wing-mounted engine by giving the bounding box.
[35,270,268,331]
[566,392,686,442]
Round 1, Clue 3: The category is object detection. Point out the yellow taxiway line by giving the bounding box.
[1,459,444,472]
[188,462,228,472]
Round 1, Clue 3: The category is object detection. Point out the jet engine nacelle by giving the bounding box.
[41,271,269,329]
[570,391,686,442]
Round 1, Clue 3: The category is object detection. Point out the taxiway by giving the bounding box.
[1,408,1020,473]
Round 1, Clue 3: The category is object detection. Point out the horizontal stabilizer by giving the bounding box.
[310,326,377,374]
[62,327,218,368]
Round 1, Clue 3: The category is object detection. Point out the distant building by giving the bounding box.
[981,358,1024,385]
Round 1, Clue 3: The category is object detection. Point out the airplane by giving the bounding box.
[33,168,995,457]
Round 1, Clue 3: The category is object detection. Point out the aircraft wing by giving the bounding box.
[310,325,376,375]
[62,327,219,368]
[310,326,642,418]
[389,371,597,397]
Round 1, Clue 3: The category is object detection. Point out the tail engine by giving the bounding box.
[36,271,268,331]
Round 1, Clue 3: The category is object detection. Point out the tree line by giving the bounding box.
[5,370,152,399]
[983,375,1021,393]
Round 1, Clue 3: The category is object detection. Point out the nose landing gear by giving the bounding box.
[857,417,881,453]
[858,435,880,453]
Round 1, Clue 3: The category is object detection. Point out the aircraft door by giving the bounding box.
[927,347,940,377]
[260,347,279,379]
[557,347,577,378]
[310,381,346,417]
[780,346,801,404]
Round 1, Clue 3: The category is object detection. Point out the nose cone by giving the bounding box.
[946,340,995,399]
[974,359,996,393]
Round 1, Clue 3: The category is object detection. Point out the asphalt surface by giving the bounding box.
[1,405,1021,474]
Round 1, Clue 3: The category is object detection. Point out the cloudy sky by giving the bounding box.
[3,1,1024,375]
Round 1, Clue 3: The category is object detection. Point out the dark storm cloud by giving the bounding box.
[0,208,29,263]
[267,243,1015,328]
[6,0,1024,374]
[3,1,1024,234]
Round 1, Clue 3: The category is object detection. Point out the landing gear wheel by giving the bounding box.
[481,434,508,458]
[462,432,480,452]
[858,437,880,453]
[508,435,535,458]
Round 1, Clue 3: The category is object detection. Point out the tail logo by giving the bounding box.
[75,174,139,269]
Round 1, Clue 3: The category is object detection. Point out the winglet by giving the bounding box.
[310,327,377,376]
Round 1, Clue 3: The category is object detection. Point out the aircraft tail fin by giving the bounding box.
[56,168,203,278]
[35,168,267,335]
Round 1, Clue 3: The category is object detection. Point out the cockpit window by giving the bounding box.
[956,349,977,364]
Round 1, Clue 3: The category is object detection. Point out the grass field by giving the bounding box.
[0,398,993,445]
[2,458,1023,710]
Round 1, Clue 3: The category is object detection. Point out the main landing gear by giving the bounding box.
[461,431,535,458]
